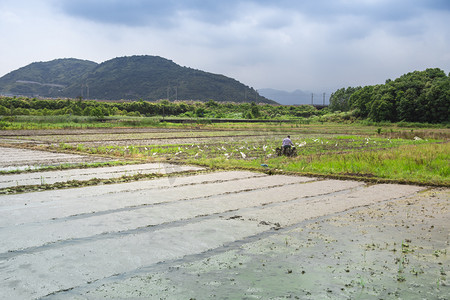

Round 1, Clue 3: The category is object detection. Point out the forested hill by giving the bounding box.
[0,56,275,104]
[0,59,97,97]
[329,68,450,123]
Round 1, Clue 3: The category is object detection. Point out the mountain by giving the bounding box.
[259,88,330,105]
[0,56,275,104]
[0,58,97,98]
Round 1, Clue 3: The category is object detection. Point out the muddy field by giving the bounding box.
[0,128,448,299]
[0,128,279,147]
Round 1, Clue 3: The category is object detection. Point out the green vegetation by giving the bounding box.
[0,97,326,128]
[330,68,450,123]
[179,137,449,186]
[1,68,449,125]
[0,58,97,98]
[0,56,274,103]
[1,66,449,187]
[44,130,449,187]
[2,69,449,125]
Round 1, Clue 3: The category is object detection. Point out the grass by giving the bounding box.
[53,133,449,186]
[280,143,449,182]
[188,142,448,186]
[179,137,447,186]
[0,115,165,130]
[1,118,448,186]
[1,115,448,138]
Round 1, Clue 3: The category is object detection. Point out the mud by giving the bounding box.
[59,189,449,300]
[0,162,203,188]
[0,146,111,171]
[1,167,447,299]
[0,128,276,147]
[0,143,448,299]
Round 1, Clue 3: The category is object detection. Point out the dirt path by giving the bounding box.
[1,168,447,299]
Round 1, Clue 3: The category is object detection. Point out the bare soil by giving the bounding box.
[0,128,275,147]
[0,128,448,299]
[81,189,449,300]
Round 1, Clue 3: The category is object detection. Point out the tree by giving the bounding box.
[369,99,392,122]
[0,105,8,115]
[329,87,361,112]
[195,107,205,117]
[398,88,418,121]
[332,68,450,123]
[250,102,261,118]
[348,85,374,117]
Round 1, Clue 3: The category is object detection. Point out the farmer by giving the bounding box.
[282,135,294,154]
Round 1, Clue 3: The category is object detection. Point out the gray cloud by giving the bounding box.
[57,0,243,27]
[0,0,449,94]
[58,0,178,26]
[55,0,450,45]
[57,0,450,27]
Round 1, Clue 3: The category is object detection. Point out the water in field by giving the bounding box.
[0,169,447,299]
[80,190,449,300]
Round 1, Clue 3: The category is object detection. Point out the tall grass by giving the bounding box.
[281,143,449,185]
[187,142,449,186]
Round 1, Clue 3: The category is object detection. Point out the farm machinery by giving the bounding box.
[275,146,297,157]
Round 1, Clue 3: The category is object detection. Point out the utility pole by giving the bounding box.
[311,93,314,105]
[86,83,89,99]
[323,92,325,105]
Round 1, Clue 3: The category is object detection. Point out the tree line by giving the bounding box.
[329,68,449,123]
[0,97,323,120]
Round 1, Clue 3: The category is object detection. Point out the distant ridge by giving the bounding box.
[0,55,275,104]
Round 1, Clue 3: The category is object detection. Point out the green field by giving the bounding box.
[1,120,439,187]
[0,116,448,186]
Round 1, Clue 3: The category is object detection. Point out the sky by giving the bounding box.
[1,0,449,96]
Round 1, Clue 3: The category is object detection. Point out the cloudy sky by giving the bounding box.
[1,0,449,95]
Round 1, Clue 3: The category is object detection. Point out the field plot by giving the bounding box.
[0,170,448,299]
[0,161,203,189]
[0,125,448,299]
[0,128,278,147]
[0,146,111,171]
